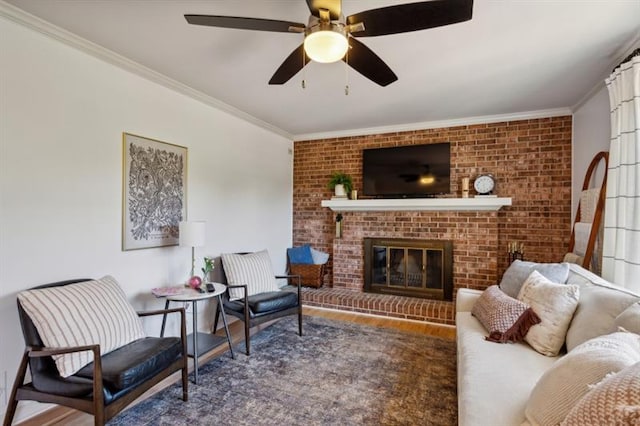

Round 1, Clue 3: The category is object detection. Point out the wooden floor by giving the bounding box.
[17,307,455,426]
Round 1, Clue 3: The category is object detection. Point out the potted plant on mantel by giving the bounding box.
[328,171,353,199]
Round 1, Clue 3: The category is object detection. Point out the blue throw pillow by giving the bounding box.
[287,245,314,264]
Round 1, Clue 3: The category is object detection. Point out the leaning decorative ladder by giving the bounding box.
[565,151,609,274]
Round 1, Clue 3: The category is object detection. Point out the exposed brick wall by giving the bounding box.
[293,116,572,324]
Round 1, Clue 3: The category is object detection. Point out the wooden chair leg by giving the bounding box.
[244,320,251,355]
[213,301,221,333]
[181,361,189,401]
[298,306,303,336]
[91,347,105,426]
[3,351,29,426]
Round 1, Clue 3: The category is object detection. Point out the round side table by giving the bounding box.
[158,283,234,384]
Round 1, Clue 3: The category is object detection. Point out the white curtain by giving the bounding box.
[602,52,640,292]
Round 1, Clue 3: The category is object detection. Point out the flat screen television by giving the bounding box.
[362,143,451,197]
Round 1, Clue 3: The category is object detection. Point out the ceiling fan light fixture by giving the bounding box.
[304,24,348,63]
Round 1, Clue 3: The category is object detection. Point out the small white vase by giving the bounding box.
[334,184,346,197]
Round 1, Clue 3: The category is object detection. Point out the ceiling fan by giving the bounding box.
[185,0,474,87]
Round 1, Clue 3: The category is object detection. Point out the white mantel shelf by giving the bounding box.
[321,197,512,212]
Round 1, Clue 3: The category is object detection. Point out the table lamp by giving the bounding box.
[179,221,205,279]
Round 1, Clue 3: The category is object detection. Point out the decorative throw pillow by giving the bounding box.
[222,250,280,300]
[615,302,640,335]
[287,245,314,264]
[561,361,640,426]
[471,285,541,343]
[17,276,146,377]
[525,331,640,426]
[565,285,639,351]
[499,260,570,299]
[517,270,580,356]
[310,247,330,265]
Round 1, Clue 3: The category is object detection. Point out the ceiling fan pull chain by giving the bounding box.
[345,42,349,96]
[301,47,307,89]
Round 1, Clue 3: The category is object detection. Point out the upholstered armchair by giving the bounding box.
[4,277,188,426]
[215,250,302,355]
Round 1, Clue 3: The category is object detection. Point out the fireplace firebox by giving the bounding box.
[364,238,453,301]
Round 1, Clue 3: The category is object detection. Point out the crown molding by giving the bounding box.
[0,1,294,141]
[572,30,640,112]
[293,108,573,141]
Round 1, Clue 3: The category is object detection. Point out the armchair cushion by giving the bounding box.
[221,250,280,300]
[224,291,298,317]
[17,275,145,377]
[75,337,182,392]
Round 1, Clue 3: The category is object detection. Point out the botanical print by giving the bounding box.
[122,133,187,250]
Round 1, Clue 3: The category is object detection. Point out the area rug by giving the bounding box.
[109,315,457,426]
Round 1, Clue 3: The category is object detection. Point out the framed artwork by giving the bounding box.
[122,133,187,251]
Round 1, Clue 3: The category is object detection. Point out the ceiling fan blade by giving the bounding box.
[343,38,397,87]
[347,0,473,37]
[269,44,310,85]
[185,15,305,33]
[305,0,342,20]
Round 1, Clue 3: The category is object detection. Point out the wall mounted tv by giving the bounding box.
[363,143,451,198]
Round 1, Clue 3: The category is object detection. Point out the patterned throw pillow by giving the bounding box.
[222,250,280,300]
[525,331,640,426]
[18,276,146,377]
[561,361,640,426]
[471,285,541,343]
[518,270,580,356]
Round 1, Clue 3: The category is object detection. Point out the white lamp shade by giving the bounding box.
[179,221,206,247]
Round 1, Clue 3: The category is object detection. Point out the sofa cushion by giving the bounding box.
[518,271,580,356]
[17,276,146,377]
[222,250,280,300]
[499,260,570,299]
[456,311,559,426]
[561,361,640,426]
[75,336,182,391]
[615,302,640,335]
[471,285,540,343]
[565,286,639,351]
[525,331,640,426]
[565,261,621,288]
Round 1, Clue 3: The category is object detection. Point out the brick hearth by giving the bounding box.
[300,287,456,325]
[293,116,572,324]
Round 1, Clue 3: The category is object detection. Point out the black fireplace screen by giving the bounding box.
[365,238,453,301]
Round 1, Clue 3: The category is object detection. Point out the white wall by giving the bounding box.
[572,86,610,219]
[0,16,292,422]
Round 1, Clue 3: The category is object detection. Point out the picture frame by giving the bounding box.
[122,133,187,251]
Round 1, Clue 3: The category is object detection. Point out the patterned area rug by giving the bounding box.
[109,316,457,425]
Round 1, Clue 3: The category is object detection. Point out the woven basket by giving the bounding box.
[289,263,325,288]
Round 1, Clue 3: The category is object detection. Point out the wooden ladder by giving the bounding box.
[567,151,608,271]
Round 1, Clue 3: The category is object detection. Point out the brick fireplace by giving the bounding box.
[293,116,572,325]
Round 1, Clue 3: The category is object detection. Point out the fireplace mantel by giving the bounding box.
[321,197,512,212]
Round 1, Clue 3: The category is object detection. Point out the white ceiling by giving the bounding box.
[4,0,640,139]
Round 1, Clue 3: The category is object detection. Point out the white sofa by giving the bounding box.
[456,263,640,426]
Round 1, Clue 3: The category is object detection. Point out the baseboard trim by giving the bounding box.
[16,405,74,426]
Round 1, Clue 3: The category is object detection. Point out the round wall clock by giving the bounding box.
[474,174,495,195]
